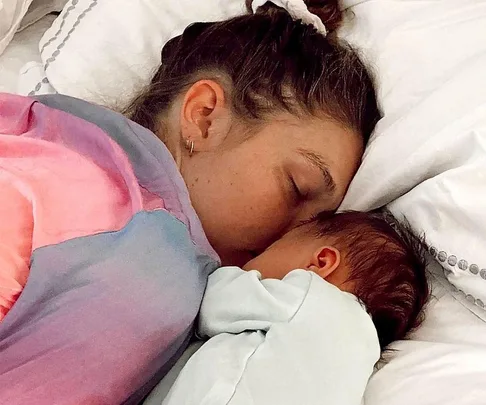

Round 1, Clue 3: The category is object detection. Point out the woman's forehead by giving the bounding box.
[262,114,361,154]
[265,118,362,184]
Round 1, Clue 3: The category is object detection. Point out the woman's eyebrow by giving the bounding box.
[297,148,337,193]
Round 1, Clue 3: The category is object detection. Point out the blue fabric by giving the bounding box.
[0,210,217,404]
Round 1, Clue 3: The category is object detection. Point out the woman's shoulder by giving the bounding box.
[30,93,217,259]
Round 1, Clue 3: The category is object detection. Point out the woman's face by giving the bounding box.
[182,114,363,265]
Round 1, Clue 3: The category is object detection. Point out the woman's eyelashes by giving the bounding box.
[288,174,307,201]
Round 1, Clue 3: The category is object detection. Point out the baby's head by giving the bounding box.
[244,211,430,348]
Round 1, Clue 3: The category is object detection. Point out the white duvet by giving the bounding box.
[0,0,33,55]
[0,14,55,93]
[0,0,66,56]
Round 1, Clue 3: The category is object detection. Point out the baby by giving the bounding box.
[162,211,430,405]
[242,210,430,348]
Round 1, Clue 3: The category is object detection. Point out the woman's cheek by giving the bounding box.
[244,182,291,248]
[217,174,287,250]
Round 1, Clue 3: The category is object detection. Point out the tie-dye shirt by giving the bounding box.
[0,93,219,404]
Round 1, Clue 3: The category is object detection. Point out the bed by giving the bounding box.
[2,1,486,404]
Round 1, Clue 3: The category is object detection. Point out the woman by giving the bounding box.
[0,0,379,403]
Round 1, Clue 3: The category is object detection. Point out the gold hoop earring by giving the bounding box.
[185,138,194,156]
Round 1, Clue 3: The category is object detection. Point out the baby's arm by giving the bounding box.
[198,266,312,337]
[163,267,380,405]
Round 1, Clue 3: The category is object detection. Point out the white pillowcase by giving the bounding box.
[36,0,245,107]
[338,0,486,313]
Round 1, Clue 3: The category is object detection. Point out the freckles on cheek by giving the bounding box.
[222,162,290,248]
[246,193,289,246]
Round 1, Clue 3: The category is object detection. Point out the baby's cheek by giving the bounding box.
[243,252,288,280]
[242,254,265,273]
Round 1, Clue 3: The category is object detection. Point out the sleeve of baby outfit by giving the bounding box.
[0,174,33,321]
[198,266,312,337]
[221,274,381,405]
[162,268,313,405]
[163,268,380,405]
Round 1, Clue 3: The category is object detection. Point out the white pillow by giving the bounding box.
[338,0,486,313]
[31,0,362,101]
[36,0,245,107]
[0,0,33,55]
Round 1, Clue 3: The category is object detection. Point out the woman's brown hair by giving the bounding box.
[126,0,380,144]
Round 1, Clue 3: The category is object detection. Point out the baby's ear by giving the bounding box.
[308,246,341,279]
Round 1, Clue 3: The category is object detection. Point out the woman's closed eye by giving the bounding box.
[287,174,308,202]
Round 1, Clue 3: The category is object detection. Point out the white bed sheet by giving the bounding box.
[0,14,55,93]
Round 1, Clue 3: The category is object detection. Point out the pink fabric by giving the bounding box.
[0,178,31,319]
[0,94,165,320]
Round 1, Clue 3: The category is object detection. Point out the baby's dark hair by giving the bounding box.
[126,0,380,143]
[310,210,430,349]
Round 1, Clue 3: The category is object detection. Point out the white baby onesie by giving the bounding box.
[162,267,380,405]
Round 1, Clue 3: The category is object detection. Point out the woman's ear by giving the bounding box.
[307,246,341,279]
[180,80,231,152]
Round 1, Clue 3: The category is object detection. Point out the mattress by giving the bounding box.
[0,14,55,93]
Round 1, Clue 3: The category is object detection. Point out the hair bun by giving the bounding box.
[304,0,342,32]
[246,0,343,32]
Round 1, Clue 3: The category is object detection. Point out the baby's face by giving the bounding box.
[243,225,327,279]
